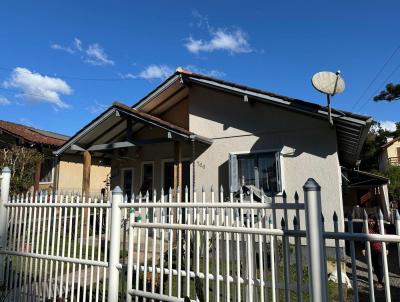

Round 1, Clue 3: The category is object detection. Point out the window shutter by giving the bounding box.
[229,153,239,192]
[275,152,282,192]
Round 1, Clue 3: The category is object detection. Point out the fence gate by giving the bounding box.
[1,167,400,302]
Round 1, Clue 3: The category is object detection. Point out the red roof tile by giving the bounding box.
[0,120,68,147]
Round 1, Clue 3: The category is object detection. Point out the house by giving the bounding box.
[379,136,400,171]
[54,68,372,231]
[341,168,390,220]
[0,120,110,195]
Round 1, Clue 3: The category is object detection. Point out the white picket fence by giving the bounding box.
[0,167,400,302]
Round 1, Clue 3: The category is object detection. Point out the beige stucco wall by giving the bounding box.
[188,86,344,233]
[110,143,193,192]
[379,140,400,171]
[108,85,345,235]
[57,156,110,193]
[386,140,400,158]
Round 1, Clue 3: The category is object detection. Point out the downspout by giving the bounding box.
[190,135,196,199]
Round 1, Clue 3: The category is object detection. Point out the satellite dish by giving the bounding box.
[311,71,345,127]
[312,71,345,96]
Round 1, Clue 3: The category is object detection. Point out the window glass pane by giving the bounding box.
[258,155,278,193]
[238,157,256,186]
[236,152,280,194]
[40,158,54,183]
[141,164,153,197]
[123,170,133,201]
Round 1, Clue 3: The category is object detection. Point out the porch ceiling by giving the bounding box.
[54,102,212,157]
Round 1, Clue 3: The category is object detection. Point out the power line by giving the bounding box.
[357,61,400,112]
[350,44,400,111]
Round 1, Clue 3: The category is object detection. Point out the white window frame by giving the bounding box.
[229,148,285,195]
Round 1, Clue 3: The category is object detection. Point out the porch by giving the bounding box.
[54,102,212,200]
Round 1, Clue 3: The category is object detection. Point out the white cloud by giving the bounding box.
[86,101,109,115]
[19,117,36,128]
[118,72,137,80]
[380,120,397,132]
[51,38,114,66]
[85,44,114,66]
[183,65,226,78]
[185,28,252,54]
[138,65,173,80]
[0,96,11,105]
[50,43,75,54]
[3,67,72,109]
[74,38,83,51]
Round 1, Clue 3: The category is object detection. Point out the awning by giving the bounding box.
[342,168,389,189]
[54,102,212,157]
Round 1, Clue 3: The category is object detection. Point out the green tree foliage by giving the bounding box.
[0,146,43,195]
[374,83,400,102]
[359,121,394,171]
[380,166,400,201]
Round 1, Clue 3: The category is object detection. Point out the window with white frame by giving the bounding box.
[229,151,282,194]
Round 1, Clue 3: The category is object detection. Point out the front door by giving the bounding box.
[163,161,190,196]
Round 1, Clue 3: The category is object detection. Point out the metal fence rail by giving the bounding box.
[0,167,400,302]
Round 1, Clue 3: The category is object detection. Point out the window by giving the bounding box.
[140,163,154,197]
[40,157,55,183]
[229,151,281,194]
[122,169,134,201]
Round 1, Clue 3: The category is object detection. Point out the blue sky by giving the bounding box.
[1,1,400,136]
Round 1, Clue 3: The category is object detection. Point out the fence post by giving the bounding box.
[0,167,11,284]
[108,186,123,301]
[303,178,327,302]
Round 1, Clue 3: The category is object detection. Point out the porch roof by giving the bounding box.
[54,102,212,157]
[342,167,389,189]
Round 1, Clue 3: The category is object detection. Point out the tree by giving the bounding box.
[0,146,43,196]
[381,166,400,202]
[359,121,392,171]
[374,83,400,102]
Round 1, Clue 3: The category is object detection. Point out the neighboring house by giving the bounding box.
[0,120,110,194]
[379,136,400,171]
[55,68,372,232]
[341,168,390,220]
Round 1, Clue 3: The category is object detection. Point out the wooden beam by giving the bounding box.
[88,141,136,152]
[71,144,86,152]
[33,159,41,194]
[88,137,175,152]
[82,151,91,199]
[173,141,182,198]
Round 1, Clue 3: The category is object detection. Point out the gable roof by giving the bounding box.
[0,120,68,147]
[133,68,373,167]
[381,137,400,150]
[54,102,212,156]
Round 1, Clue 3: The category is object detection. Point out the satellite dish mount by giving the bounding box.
[311,71,345,127]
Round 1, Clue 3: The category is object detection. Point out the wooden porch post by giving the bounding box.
[33,159,41,194]
[173,141,182,198]
[82,150,91,239]
[82,150,92,200]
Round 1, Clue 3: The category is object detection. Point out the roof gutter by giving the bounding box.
[186,76,370,127]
